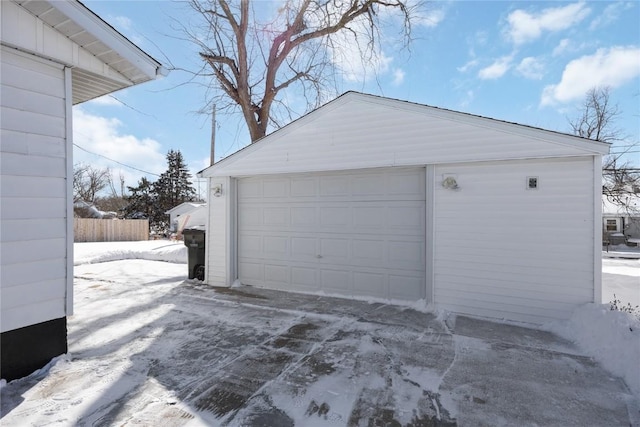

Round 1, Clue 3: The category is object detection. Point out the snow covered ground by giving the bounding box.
[1,241,638,426]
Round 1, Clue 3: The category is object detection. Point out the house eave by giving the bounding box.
[12,0,167,103]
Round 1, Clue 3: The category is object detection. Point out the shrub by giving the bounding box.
[610,294,640,323]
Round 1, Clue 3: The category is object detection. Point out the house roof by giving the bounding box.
[165,202,206,216]
[602,195,640,216]
[200,92,610,178]
[9,0,166,103]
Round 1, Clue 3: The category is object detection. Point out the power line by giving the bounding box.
[107,95,160,120]
[73,143,161,176]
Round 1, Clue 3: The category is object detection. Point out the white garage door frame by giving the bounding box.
[233,166,436,303]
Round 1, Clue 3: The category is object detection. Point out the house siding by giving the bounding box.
[206,96,604,178]
[1,1,132,87]
[433,157,595,324]
[0,47,68,333]
[205,177,232,287]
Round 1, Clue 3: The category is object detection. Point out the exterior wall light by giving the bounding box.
[442,176,459,190]
[212,184,223,197]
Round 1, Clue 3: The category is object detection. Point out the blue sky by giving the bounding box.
[74,1,640,196]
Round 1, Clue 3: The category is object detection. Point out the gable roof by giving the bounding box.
[3,0,166,103]
[201,92,609,178]
[165,202,206,216]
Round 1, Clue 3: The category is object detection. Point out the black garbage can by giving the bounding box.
[183,228,206,280]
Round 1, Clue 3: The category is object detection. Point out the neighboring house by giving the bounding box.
[602,195,640,241]
[199,92,609,325]
[1,0,164,381]
[166,202,206,232]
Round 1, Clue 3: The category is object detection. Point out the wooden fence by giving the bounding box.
[74,219,149,242]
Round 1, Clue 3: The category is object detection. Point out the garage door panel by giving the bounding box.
[263,207,289,225]
[320,176,350,196]
[239,235,262,256]
[389,240,424,267]
[389,171,424,195]
[291,178,317,197]
[239,262,263,283]
[320,207,350,226]
[321,269,351,292]
[320,238,349,259]
[352,239,385,265]
[291,207,316,225]
[389,275,423,299]
[239,207,264,228]
[238,180,261,198]
[263,179,289,197]
[291,237,317,260]
[389,204,424,230]
[238,168,426,301]
[264,264,289,284]
[352,174,386,196]
[353,272,385,296]
[352,206,386,228]
[292,267,317,288]
[263,235,288,257]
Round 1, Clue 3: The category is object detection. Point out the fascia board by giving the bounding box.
[47,0,163,79]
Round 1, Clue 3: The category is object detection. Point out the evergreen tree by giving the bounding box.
[122,150,198,230]
[123,177,156,220]
[154,150,197,219]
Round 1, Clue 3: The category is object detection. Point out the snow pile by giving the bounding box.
[74,240,187,265]
[550,303,640,397]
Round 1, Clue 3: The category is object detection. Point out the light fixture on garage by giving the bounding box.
[212,184,223,197]
[442,175,459,191]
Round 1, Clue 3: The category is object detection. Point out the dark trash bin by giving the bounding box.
[183,228,205,280]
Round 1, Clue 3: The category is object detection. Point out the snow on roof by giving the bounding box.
[602,195,640,216]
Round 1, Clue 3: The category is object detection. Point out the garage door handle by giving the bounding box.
[316,255,323,259]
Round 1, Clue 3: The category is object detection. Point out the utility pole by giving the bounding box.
[210,104,216,166]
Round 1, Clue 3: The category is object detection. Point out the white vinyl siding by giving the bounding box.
[206,95,606,178]
[205,177,232,287]
[236,168,426,301]
[433,157,594,324]
[1,48,68,332]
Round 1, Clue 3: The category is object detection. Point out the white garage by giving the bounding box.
[200,92,609,325]
[237,167,426,301]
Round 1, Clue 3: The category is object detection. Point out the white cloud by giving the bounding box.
[72,108,166,190]
[589,2,633,30]
[416,8,445,28]
[552,39,571,57]
[111,15,132,31]
[478,55,513,80]
[459,90,474,108]
[329,21,393,82]
[516,57,545,80]
[541,46,640,106]
[87,95,122,107]
[391,68,405,86]
[505,2,591,45]
[457,59,478,73]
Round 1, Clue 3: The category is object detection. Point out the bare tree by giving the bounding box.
[181,0,422,143]
[569,87,622,142]
[569,87,639,213]
[73,164,112,204]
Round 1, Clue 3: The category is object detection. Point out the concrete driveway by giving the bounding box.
[1,260,635,426]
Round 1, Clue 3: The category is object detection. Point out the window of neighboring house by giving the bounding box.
[605,218,619,232]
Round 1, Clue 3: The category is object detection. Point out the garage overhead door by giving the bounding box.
[237,167,426,301]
